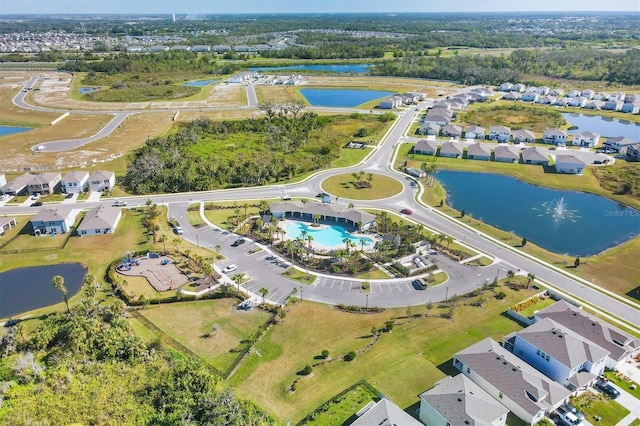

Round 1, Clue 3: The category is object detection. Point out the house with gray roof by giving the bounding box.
[466,143,491,161]
[503,318,609,391]
[352,397,422,426]
[626,144,640,162]
[0,217,18,236]
[494,145,519,163]
[453,338,571,425]
[543,129,568,146]
[419,374,509,426]
[621,102,640,114]
[31,206,79,236]
[465,125,485,140]
[534,300,640,369]
[521,147,550,166]
[604,136,638,154]
[88,170,115,192]
[572,131,601,148]
[0,173,33,195]
[554,155,585,175]
[25,172,61,195]
[513,129,536,144]
[488,126,511,142]
[269,201,376,231]
[502,92,521,101]
[439,142,463,158]
[603,100,624,111]
[62,171,89,194]
[417,123,440,136]
[77,205,122,236]
[414,140,438,156]
[442,124,463,138]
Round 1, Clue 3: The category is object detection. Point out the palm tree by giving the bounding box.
[158,234,167,253]
[313,214,321,225]
[444,235,454,249]
[259,287,269,304]
[259,200,269,215]
[347,202,355,209]
[52,275,70,314]
[343,237,352,253]
[243,202,249,220]
[527,273,536,289]
[173,237,181,253]
[360,239,366,252]
[506,269,516,285]
[306,234,313,249]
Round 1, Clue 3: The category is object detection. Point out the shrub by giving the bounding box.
[496,291,507,300]
[384,321,394,332]
[344,351,357,361]
[300,365,313,375]
[321,349,329,359]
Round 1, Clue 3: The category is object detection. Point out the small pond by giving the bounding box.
[79,87,101,94]
[0,125,32,137]
[251,64,372,74]
[181,79,219,87]
[0,263,87,319]
[300,89,394,108]
[562,113,640,139]
[436,170,640,256]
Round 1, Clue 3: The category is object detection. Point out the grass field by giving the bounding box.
[321,173,403,200]
[140,299,272,373]
[571,392,630,425]
[298,381,379,425]
[457,103,567,132]
[232,285,537,423]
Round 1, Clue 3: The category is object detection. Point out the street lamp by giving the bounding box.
[365,294,369,310]
[196,234,199,247]
[300,286,303,301]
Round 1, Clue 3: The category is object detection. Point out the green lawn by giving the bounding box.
[282,268,317,285]
[140,299,273,373]
[604,371,640,399]
[321,173,403,200]
[232,285,538,423]
[571,392,630,425]
[186,208,205,227]
[298,382,379,425]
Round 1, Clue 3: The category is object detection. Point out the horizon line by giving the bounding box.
[1,10,639,15]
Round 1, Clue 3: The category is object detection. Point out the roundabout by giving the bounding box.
[320,172,404,200]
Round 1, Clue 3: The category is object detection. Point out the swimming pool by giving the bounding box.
[284,221,373,248]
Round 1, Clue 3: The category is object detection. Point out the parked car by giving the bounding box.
[172,226,184,235]
[223,264,238,274]
[31,201,43,207]
[596,382,620,399]
[65,193,74,199]
[112,200,127,207]
[231,238,246,247]
[400,208,413,215]
[31,193,41,200]
[412,278,428,290]
[316,192,329,198]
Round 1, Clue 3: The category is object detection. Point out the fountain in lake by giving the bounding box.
[534,197,580,223]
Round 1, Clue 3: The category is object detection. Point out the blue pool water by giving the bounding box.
[251,64,372,74]
[562,113,640,139]
[79,87,100,94]
[0,125,32,137]
[182,79,219,87]
[285,222,373,248]
[300,89,394,108]
[436,170,640,256]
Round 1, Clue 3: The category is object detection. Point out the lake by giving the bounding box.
[300,89,394,108]
[251,64,372,74]
[182,79,219,87]
[436,170,640,256]
[562,113,640,139]
[0,125,32,137]
[0,263,87,319]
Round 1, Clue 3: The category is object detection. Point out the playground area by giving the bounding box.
[117,253,189,291]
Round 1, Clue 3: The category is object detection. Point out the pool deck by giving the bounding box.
[280,218,378,253]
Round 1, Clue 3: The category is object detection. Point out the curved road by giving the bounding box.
[3,74,639,328]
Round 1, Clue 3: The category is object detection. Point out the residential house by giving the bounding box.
[212,44,231,53]
[500,82,514,91]
[573,131,601,148]
[543,129,569,145]
[566,90,581,98]
[594,92,610,101]
[535,300,640,369]
[227,71,254,83]
[604,136,638,154]
[521,92,539,102]
[414,140,439,156]
[61,171,89,194]
[424,113,452,126]
[609,92,626,101]
[512,83,526,93]
[31,206,79,236]
[536,96,556,105]
[625,94,638,103]
[580,89,595,99]
[0,174,5,186]
[442,124,463,138]
[583,100,602,110]
[626,144,640,162]
[88,170,115,192]
[621,102,640,114]
[534,86,550,95]
[352,398,423,426]
[419,375,509,426]
[26,172,61,195]
[0,217,18,236]
[433,100,452,110]
[0,173,33,195]
[513,129,536,144]
[494,145,520,163]
[465,125,485,140]
[554,98,570,107]
[503,318,609,391]
[521,147,550,166]
[488,125,511,142]
[379,96,402,109]
[502,92,522,101]
[554,155,585,174]
[191,45,210,52]
[448,99,468,110]
[568,97,587,108]
[453,338,571,425]
[417,123,440,136]
[466,143,491,161]
[603,100,624,111]
[549,88,565,97]
[439,142,463,158]
[77,205,122,236]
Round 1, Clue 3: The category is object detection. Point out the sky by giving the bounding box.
[0,0,638,14]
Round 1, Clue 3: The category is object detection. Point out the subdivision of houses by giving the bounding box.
[88,170,116,192]
[417,123,440,136]
[466,143,491,161]
[442,124,463,138]
[413,139,439,156]
[25,172,62,195]
[465,125,485,140]
[494,145,520,163]
[61,171,89,194]
[439,141,463,158]
[521,147,550,165]
[543,129,568,145]
[513,129,536,143]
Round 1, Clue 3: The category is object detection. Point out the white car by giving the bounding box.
[223,264,238,274]
[112,200,127,207]
[31,193,41,200]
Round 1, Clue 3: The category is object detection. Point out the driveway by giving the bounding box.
[608,383,640,426]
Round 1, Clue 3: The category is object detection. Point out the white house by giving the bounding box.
[573,131,601,148]
[536,96,556,105]
[453,338,571,426]
[77,205,122,236]
[566,90,581,98]
[61,171,89,194]
[513,129,536,143]
[0,217,18,236]
[419,375,509,426]
[0,174,5,186]
[535,301,640,370]
[227,71,254,83]
[417,123,440,136]
[603,100,624,111]
[554,97,570,107]
[609,92,626,101]
[543,128,568,145]
[502,92,522,101]
[88,170,115,192]
[512,83,526,93]
[554,155,585,174]
[503,318,609,391]
[379,96,402,109]
[26,173,61,195]
[549,88,565,97]
[352,398,422,426]
[604,136,638,154]
[621,102,640,114]
[465,125,485,139]
[569,97,587,107]
[583,100,602,110]
[534,86,550,95]
[521,92,539,102]
[488,125,511,142]
[500,82,513,92]
[0,173,33,196]
[31,207,79,236]
[580,89,595,99]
